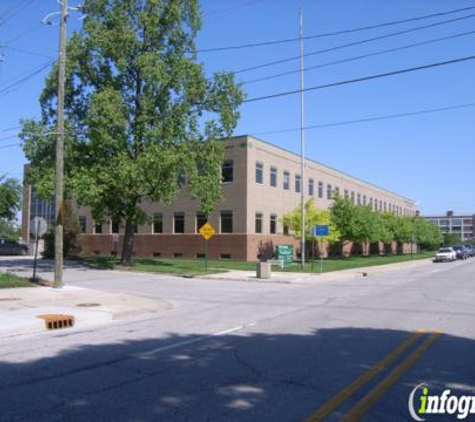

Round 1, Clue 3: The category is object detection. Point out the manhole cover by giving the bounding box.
[76,302,101,307]
[37,314,75,330]
[0,297,21,301]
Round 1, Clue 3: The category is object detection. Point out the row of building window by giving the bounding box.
[255,161,413,216]
[83,211,283,235]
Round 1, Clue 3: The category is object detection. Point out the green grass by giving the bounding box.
[0,273,33,288]
[84,251,434,277]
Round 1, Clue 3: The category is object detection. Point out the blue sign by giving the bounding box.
[314,225,329,237]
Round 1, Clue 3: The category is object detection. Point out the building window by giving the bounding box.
[318,182,323,198]
[344,189,349,200]
[94,221,102,234]
[220,211,233,233]
[153,213,163,233]
[283,224,289,235]
[174,212,185,233]
[270,166,277,187]
[384,202,387,212]
[270,214,277,234]
[327,184,332,200]
[256,162,263,184]
[369,198,373,209]
[78,216,87,233]
[255,212,263,234]
[295,175,301,193]
[220,253,232,260]
[351,192,355,204]
[177,170,186,188]
[222,160,233,183]
[283,171,290,190]
[309,178,314,196]
[112,219,120,234]
[379,200,383,211]
[334,186,340,197]
[196,213,207,233]
[357,194,361,205]
[363,195,367,206]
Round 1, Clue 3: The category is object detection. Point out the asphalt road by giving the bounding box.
[0,258,474,421]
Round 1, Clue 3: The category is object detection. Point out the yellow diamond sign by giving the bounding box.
[199,222,215,241]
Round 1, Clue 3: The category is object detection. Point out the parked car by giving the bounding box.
[434,247,457,262]
[452,245,469,260]
[0,239,28,256]
[465,244,475,257]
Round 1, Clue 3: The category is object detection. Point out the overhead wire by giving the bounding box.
[233,12,475,75]
[198,4,475,53]
[243,53,475,103]
[251,102,475,136]
[242,29,475,85]
[0,60,53,99]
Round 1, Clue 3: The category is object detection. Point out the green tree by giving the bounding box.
[442,232,461,246]
[282,199,340,243]
[21,0,244,264]
[43,201,83,259]
[0,175,22,221]
[412,216,440,250]
[0,219,21,240]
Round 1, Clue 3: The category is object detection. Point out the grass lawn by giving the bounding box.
[0,273,33,288]
[84,251,434,277]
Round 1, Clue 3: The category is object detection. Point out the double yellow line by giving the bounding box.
[304,328,442,422]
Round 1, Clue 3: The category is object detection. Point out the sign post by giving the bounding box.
[199,222,216,272]
[314,225,329,274]
[30,217,47,282]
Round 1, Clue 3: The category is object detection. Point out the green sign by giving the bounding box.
[275,244,294,265]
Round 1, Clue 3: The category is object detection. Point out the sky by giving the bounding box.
[0,0,474,216]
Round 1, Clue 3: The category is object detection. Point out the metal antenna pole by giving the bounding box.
[299,7,306,269]
[54,0,68,288]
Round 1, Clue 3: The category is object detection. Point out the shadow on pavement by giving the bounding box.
[0,327,474,421]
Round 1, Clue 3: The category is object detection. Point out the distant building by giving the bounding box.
[424,211,474,242]
[21,171,55,241]
[22,135,417,260]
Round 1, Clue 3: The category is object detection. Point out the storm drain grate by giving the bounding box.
[37,314,75,330]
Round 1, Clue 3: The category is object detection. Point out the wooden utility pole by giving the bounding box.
[299,7,306,269]
[54,0,68,288]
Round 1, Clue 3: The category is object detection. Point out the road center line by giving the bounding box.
[303,328,426,422]
[340,331,442,422]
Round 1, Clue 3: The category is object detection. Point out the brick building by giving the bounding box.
[424,211,474,242]
[22,135,417,261]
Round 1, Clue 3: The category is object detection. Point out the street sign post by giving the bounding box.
[314,225,330,274]
[199,222,215,271]
[30,217,47,282]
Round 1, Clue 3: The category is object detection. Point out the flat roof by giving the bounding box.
[230,134,415,204]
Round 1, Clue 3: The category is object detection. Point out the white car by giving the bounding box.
[434,247,457,262]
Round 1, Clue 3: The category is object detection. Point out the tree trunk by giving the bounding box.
[122,219,135,265]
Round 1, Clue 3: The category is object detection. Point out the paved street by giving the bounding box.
[0,258,474,421]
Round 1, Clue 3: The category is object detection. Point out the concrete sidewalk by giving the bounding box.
[0,285,171,339]
[203,258,434,284]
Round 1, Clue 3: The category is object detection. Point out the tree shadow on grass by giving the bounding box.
[0,327,474,421]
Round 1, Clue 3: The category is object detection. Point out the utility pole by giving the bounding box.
[54,0,68,288]
[299,7,306,269]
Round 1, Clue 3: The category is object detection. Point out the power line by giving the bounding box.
[0,142,21,150]
[0,0,35,25]
[234,12,475,75]
[0,45,54,59]
[198,5,475,53]
[251,102,475,136]
[0,60,53,99]
[204,0,264,17]
[242,29,475,85]
[243,53,475,103]
[3,24,43,45]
